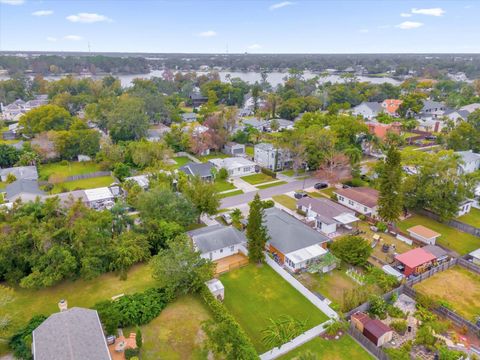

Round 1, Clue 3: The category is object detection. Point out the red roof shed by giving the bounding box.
[395,248,436,276]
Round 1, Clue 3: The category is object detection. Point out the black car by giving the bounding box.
[294,191,309,199]
[314,182,328,190]
[425,135,437,141]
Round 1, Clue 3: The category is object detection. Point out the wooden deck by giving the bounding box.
[215,253,249,275]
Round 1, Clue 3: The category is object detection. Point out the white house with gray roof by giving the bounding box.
[5,179,45,203]
[32,307,111,360]
[0,165,38,182]
[179,162,215,181]
[188,224,247,261]
[352,102,383,120]
[209,157,257,177]
[456,150,480,174]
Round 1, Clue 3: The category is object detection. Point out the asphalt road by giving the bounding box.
[220,177,319,208]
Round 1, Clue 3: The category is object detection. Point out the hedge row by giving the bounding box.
[9,315,48,360]
[260,167,277,179]
[201,286,258,359]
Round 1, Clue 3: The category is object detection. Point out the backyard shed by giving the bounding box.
[407,225,441,245]
[469,248,480,265]
[205,278,225,301]
[394,248,436,276]
[363,319,393,346]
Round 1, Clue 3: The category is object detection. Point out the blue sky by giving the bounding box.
[1,0,478,53]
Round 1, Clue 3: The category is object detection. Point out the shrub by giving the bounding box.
[125,348,140,360]
[369,295,388,319]
[261,199,275,209]
[135,327,142,349]
[260,167,276,179]
[390,320,407,334]
[9,315,47,360]
[200,286,257,359]
[358,214,366,221]
[217,168,229,181]
[387,305,406,319]
[297,209,307,216]
[43,183,54,192]
[59,160,69,166]
[5,173,17,184]
[342,178,365,187]
[376,221,388,232]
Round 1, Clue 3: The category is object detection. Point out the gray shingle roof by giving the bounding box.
[5,179,45,200]
[32,307,111,360]
[0,165,38,181]
[264,207,329,254]
[188,224,246,253]
[297,197,354,225]
[456,150,480,164]
[179,162,215,178]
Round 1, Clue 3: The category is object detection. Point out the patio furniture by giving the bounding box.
[115,340,126,352]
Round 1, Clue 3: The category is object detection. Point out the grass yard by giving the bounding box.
[241,173,275,185]
[0,264,156,355]
[246,145,254,157]
[414,266,480,322]
[458,207,480,228]
[0,139,21,145]
[296,269,360,311]
[197,152,229,162]
[38,161,103,181]
[281,169,306,177]
[50,176,116,194]
[272,194,297,210]
[173,156,191,168]
[137,295,211,360]
[397,214,480,255]
[278,335,373,360]
[256,181,287,189]
[219,189,243,198]
[214,180,236,192]
[357,222,414,266]
[220,264,329,353]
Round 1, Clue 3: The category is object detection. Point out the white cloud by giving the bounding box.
[396,21,424,30]
[46,37,57,42]
[411,8,445,16]
[197,30,217,37]
[66,12,112,23]
[0,0,24,4]
[269,1,293,10]
[64,35,84,41]
[359,29,369,33]
[248,44,262,50]
[400,12,412,17]
[33,10,53,16]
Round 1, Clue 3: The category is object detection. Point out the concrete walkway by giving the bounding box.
[200,214,219,226]
[231,177,258,192]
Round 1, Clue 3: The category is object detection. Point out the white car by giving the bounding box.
[222,213,233,225]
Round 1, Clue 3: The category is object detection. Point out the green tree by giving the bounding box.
[150,234,214,295]
[246,193,269,263]
[107,95,149,142]
[135,327,143,349]
[398,93,426,118]
[111,231,150,280]
[330,235,372,266]
[113,163,131,182]
[19,104,72,136]
[182,176,220,222]
[378,146,403,223]
[0,144,22,168]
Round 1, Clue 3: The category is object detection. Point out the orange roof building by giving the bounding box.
[381,99,402,116]
[366,121,401,140]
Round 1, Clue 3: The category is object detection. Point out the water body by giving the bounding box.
[0,70,401,88]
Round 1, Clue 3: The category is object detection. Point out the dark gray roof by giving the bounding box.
[264,207,329,254]
[423,245,448,260]
[361,102,383,113]
[188,224,246,253]
[297,197,354,225]
[32,307,111,360]
[179,162,214,178]
[0,165,38,181]
[243,118,269,128]
[5,179,45,200]
[181,112,198,121]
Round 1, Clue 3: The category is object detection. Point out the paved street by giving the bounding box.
[220,177,319,209]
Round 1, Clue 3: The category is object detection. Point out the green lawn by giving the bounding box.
[38,161,103,181]
[0,264,156,355]
[50,176,116,194]
[272,194,297,210]
[0,182,6,190]
[137,295,211,360]
[197,152,229,162]
[219,189,243,198]
[173,156,191,168]
[214,180,236,192]
[414,266,480,322]
[256,181,287,189]
[241,173,275,185]
[278,335,373,360]
[458,207,480,228]
[246,145,254,157]
[220,264,328,353]
[0,139,21,145]
[281,169,305,177]
[397,214,480,255]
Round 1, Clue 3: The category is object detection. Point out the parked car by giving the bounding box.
[222,213,233,225]
[294,191,309,199]
[314,182,328,190]
[425,135,437,140]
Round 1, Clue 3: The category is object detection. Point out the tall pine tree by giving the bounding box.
[246,193,269,263]
[378,145,403,223]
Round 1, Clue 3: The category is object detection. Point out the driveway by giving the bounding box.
[220,177,319,209]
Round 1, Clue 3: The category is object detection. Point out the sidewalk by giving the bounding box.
[231,177,258,192]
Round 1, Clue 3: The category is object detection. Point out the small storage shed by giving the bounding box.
[363,319,393,346]
[469,248,480,265]
[205,278,225,301]
[407,225,441,245]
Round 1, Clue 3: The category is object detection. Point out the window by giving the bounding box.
[338,196,344,201]
[348,200,354,206]
[230,246,234,251]
[220,249,223,253]
[364,207,368,212]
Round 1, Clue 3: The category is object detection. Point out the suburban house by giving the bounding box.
[418,100,449,120]
[0,95,48,121]
[365,121,401,140]
[333,187,379,217]
[209,157,257,177]
[381,99,402,116]
[179,162,215,181]
[84,187,115,210]
[351,312,393,347]
[254,142,292,171]
[268,118,294,131]
[445,103,480,122]
[32,306,111,360]
[296,197,359,237]
[406,225,441,245]
[456,150,480,174]
[188,224,247,261]
[352,102,383,120]
[394,246,448,277]
[189,92,208,108]
[416,117,448,133]
[125,174,150,189]
[5,179,45,203]
[468,248,480,266]
[0,165,38,182]
[239,118,269,132]
[181,112,198,123]
[147,124,170,142]
[263,207,330,272]
[223,142,245,156]
[457,199,474,217]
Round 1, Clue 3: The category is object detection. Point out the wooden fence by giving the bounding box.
[64,171,111,182]
[347,325,390,360]
[458,257,480,275]
[405,259,457,287]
